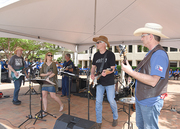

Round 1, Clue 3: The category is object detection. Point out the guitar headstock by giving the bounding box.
[116,45,127,64]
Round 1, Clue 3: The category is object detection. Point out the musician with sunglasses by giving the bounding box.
[8,47,29,105]
[40,52,63,112]
[121,23,169,129]
[91,36,118,128]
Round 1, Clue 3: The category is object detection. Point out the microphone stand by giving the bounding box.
[87,46,93,120]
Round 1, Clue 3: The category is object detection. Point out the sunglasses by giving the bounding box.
[141,34,150,38]
[96,41,104,44]
[47,55,53,57]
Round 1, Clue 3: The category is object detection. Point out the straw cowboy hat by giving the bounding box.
[93,35,110,48]
[133,23,169,38]
[14,47,24,54]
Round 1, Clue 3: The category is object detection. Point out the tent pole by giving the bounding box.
[93,0,97,35]
[74,45,78,67]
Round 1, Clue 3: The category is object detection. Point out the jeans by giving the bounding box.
[62,75,70,96]
[136,99,164,129]
[96,84,118,123]
[13,76,24,101]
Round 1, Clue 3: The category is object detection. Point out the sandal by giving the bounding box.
[59,105,63,112]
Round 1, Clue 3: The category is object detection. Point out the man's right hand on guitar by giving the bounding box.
[91,74,95,80]
[15,71,19,77]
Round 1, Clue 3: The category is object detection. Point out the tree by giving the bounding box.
[0,38,63,60]
[0,38,22,60]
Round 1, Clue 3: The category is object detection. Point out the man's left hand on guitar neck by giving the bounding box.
[102,66,115,77]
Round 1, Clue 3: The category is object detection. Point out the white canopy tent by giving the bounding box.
[0,0,180,53]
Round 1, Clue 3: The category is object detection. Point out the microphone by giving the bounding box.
[89,45,95,48]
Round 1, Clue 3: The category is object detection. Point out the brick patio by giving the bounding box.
[0,80,180,129]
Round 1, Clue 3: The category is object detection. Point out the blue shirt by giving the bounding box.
[169,70,173,75]
[39,62,44,68]
[63,60,74,73]
[1,61,5,69]
[36,62,40,69]
[135,50,169,106]
[174,70,179,74]
[24,61,30,68]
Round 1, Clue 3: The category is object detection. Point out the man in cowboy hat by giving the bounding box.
[121,23,169,129]
[8,47,28,105]
[91,36,118,128]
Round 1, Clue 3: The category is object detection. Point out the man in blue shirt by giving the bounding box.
[60,54,74,97]
[1,60,6,72]
[173,68,179,80]
[121,23,169,129]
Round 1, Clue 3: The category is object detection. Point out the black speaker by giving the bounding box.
[53,114,97,129]
[71,79,79,93]
[79,78,86,89]
[1,72,8,82]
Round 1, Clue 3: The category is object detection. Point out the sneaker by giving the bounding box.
[13,100,21,105]
[12,100,21,103]
[97,123,102,129]
[61,95,65,97]
[112,119,118,127]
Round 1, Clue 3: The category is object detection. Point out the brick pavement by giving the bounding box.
[0,80,180,129]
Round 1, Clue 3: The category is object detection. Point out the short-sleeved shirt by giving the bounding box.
[135,50,169,106]
[9,55,24,70]
[174,70,179,74]
[40,62,57,88]
[63,60,74,73]
[92,50,115,86]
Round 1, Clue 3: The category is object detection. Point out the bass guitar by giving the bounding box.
[91,68,113,88]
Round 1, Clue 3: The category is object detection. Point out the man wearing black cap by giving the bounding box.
[91,36,118,128]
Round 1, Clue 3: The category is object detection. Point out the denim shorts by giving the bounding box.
[42,86,56,93]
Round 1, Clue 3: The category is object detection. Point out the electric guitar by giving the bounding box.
[11,67,26,80]
[91,68,113,88]
[60,65,72,72]
[117,44,135,95]
[116,45,127,64]
[11,63,36,80]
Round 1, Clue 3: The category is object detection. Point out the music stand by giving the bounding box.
[60,71,77,115]
[31,79,56,125]
[18,76,45,128]
[25,64,39,95]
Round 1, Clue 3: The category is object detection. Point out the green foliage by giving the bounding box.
[78,64,82,68]
[0,38,62,60]
[116,65,137,73]
[138,45,149,52]
[170,67,180,71]
[116,65,121,73]
[57,57,63,62]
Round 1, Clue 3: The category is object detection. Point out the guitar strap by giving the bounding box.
[99,50,108,73]
[65,60,72,68]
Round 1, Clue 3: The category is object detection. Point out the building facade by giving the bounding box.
[78,45,180,68]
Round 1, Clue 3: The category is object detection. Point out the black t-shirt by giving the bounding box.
[92,50,115,86]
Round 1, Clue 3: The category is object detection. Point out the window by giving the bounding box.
[170,61,177,67]
[115,46,119,53]
[137,60,141,65]
[143,47,149,52]
[109,46,112,51]
[128,60,132,66]
[137,45,142,52]
[170,47,177,52]
[163,47,168,52]
[115,61,119,65]
[128,45,132,53]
